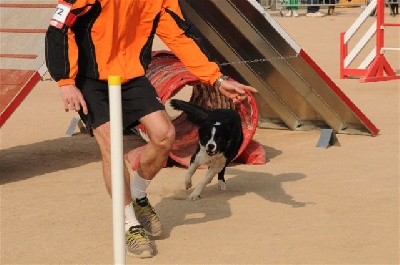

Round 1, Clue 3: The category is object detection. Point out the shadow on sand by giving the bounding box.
[154,167,313,240]
[0,133,145,185]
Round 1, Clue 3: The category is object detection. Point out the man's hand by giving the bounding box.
[59,84,88,114]
[218,79,258,104]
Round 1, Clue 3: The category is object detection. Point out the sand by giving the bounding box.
[1,6,399,265]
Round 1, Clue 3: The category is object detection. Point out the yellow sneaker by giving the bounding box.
[125,225,153,258]
[133,197,163,237]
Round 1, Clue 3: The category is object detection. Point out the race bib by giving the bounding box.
[50,1,72,29]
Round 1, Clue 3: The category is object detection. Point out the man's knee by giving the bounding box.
[162,124,176,149]
[151,123,175,151]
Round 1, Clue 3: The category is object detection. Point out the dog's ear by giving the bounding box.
[222,118,237,130]
[198,124,210,136]
[224,123,233,132]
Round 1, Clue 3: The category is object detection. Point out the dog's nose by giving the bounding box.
[207,144,215,151]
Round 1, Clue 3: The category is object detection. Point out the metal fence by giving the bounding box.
[258,0,398,10]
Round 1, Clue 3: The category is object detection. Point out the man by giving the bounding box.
[45,0,257,259]
[306,0,325,17]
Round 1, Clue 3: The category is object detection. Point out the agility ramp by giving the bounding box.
[179,0,379,136]
[0,2,55,128]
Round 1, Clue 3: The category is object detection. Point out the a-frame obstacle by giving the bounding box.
[179,0,379,136]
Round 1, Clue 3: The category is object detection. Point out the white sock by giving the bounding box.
[130,172,151,200]
[125,202,140,232]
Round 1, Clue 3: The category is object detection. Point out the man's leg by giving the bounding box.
[93,122,153,258]
[137,110,175,180]
[307,0,319,13]
[130,110,175,237]
[92,122,132,205]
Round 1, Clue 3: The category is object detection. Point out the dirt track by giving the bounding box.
[1,7,399,265]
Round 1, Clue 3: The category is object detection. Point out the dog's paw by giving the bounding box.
[188,190,201,200]
[188,194,201,200]
[218,180,226,191]
[185,181,192,190]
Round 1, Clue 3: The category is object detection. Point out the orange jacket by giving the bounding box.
[45,0,222,86]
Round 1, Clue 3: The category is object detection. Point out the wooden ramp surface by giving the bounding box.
[0,2,55,127]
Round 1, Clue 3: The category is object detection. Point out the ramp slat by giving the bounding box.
[0,3,53,127]
[0,69,41,128]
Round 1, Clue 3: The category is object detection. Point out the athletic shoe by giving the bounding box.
[314,11,325,17]
[307,11,325,17]
[285,11,292,17]
[292,11,299,17]
[125,225,153,258]
[133,197,163,237]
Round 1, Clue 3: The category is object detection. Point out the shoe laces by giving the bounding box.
[126,226,148,247]
[136,198,156,217]
[140,204,158,221]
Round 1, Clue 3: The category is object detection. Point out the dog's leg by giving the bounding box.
[189,167,219,200]
[185,159,200,190]
[217,167,227,191]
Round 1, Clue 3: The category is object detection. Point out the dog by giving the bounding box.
[169,99,243,200]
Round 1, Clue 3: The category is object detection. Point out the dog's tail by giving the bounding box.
[169,99,210,125]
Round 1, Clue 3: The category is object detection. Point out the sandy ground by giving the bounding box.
[1,6,399,265]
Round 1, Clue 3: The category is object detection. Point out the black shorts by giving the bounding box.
[76,76,165,131]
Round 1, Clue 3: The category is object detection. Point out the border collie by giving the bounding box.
[170,99,243,200]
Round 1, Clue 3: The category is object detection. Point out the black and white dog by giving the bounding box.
[170,99,243,200]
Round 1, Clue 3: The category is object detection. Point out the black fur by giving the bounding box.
[170,99,243,199]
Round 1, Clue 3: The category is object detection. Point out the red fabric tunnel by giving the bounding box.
[125,51,266,170]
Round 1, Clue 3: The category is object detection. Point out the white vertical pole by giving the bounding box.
[108,75,125,265]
